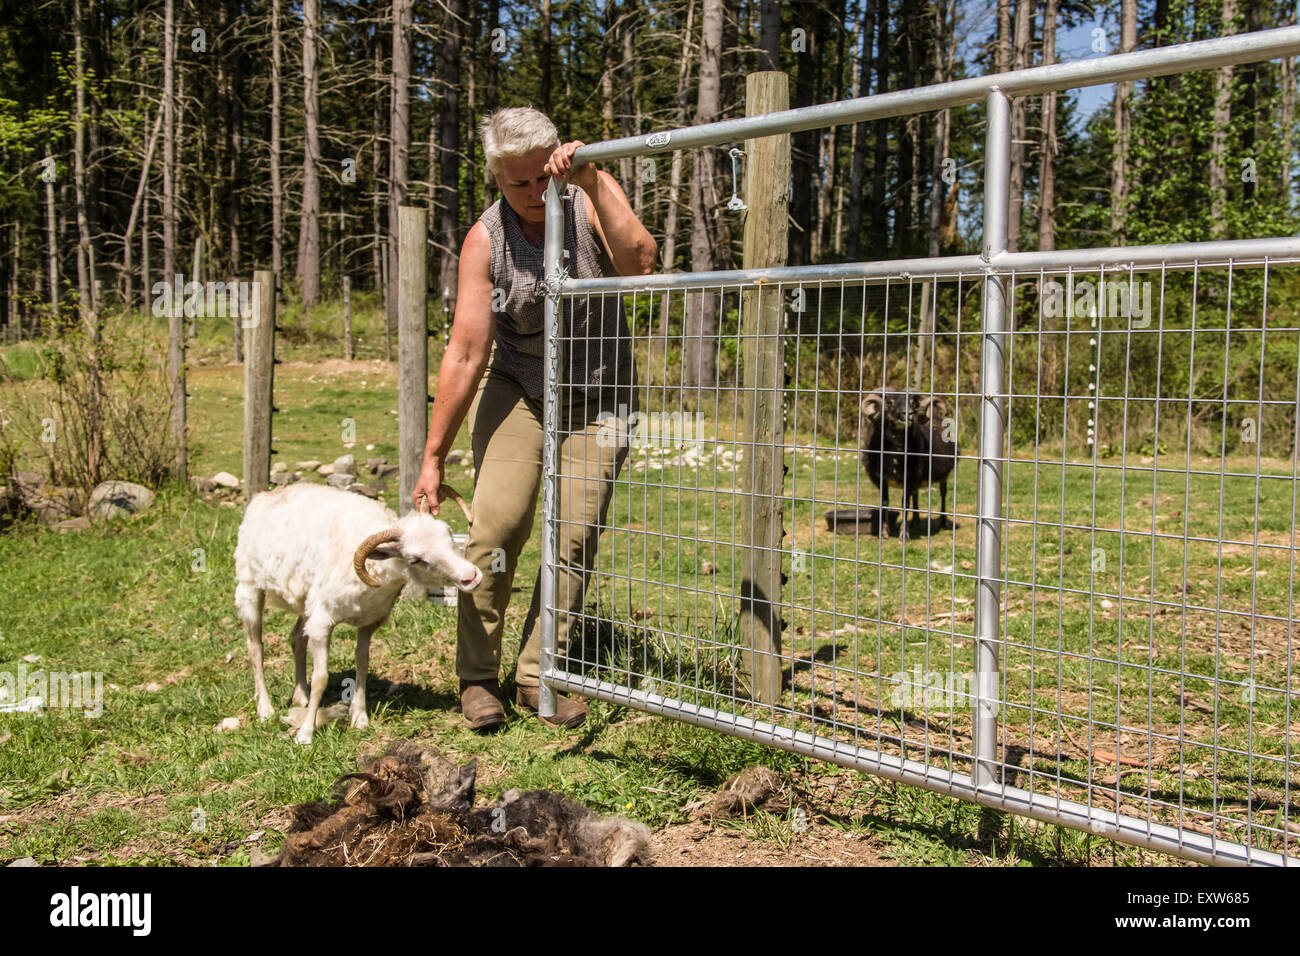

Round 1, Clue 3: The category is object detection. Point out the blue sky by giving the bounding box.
[943,7,1120,121]
[1057,20,1120,120]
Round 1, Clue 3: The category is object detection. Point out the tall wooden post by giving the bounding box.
[738,71,790,707]
[397,206,428,516]
[243,270,276,498]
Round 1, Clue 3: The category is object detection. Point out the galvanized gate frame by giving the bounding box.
[539,25,1300,866]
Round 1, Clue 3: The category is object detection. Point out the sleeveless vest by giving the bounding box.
[478,184,633,398]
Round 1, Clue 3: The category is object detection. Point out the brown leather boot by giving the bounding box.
[515,684,588,729]
[460,679,506,731]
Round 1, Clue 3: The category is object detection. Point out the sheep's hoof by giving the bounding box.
[349,709,369,730]
[293,724,315,745]
[256,700,275,721]
[291,688,309,707]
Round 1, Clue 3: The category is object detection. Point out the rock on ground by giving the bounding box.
[88,481,155,521]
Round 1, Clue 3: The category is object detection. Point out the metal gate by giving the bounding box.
[539,26,1300,866]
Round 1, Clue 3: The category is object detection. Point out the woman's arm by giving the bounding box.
[413,222,495,514]
[546,143,657,277]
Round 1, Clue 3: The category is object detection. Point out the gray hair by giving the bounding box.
[479,107,560,179]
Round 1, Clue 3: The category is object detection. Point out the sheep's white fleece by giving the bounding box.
[234,482,471,629]
[234,482,479,744]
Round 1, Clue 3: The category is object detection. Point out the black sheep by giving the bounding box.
[860,389,957,537]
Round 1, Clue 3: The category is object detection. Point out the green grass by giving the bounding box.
[572,436,1299,861]
[2,313,1292,865]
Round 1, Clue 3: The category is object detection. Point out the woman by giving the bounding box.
[412,107,656,730]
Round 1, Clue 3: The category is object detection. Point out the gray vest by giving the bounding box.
[479,184,633,398]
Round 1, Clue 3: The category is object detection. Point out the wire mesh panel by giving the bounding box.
[997,258,1300,863]
[542,260,1300,866]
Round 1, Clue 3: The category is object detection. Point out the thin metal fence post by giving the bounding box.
[539,176,565,721]
[975,88,1011,791]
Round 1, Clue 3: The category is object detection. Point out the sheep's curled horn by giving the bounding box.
[419,484,474,525]
[861,391,882,421]
[351,484,475,588]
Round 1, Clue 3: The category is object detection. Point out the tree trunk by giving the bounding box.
[1037,0,1058,253]
[813,131,832,262]
[816,0,847,261]
[619,0,639,198]
[869,0,889,256]
[1241,0,1261,203]
[463,2,478,225]
[996,0,1009,75]
[1007,0,1032,253]
[926,3,950,260]
[270,0,283,279]
[164,0,186,479]
[73,0,95,320]
[8,224,20,340]
[124,108,162,310]
[45,149,59,311]
[163,0,176,291]
[438,0,462,319]
[758,0,780,71]
[658,0,696,335]
[483,0,500,209]
[299,0,322,304]
[1112,0,1138,240]
[372,31,384,298]
[141,167,150,313]
[540,0,553,115]
[898,1,920,251]
[915,0,951,391]
[389,0,411,334]
[847,0,874,261]
[685,0,724,392]
[74,0,104,484]
[226,0,244,278]
[789,2,819,267]
[1285,14,1296,200]
[602,0,617,143]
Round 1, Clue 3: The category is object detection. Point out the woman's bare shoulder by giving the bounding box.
[461,221,492,262]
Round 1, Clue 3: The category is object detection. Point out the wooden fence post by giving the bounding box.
[343,275,353,360]
[738,71,790,708]
[397,206,427,517]
[243,270,276,498]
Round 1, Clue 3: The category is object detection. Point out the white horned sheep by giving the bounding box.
[234,482,481,744]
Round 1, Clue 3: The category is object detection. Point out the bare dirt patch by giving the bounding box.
[654,817,886,866]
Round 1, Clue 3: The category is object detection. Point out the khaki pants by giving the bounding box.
[455,367,632,687]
